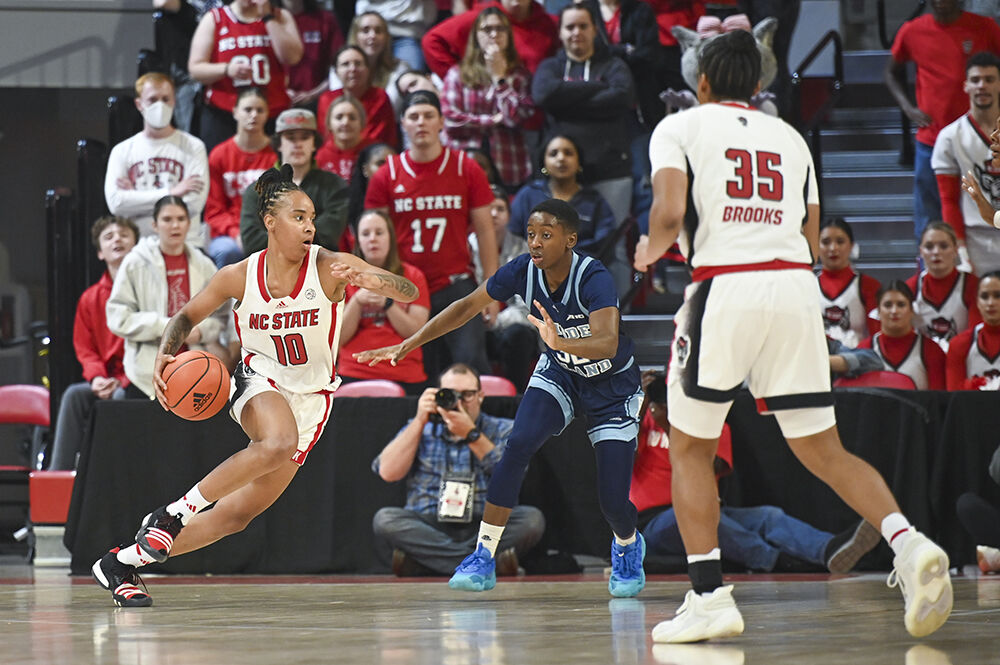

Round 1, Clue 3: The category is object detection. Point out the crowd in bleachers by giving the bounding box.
[48,0,1000,472]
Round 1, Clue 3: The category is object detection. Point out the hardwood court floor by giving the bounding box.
[1,564,998,665]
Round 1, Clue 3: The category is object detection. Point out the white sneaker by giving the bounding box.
[651,585,745,644]
[977,545,1000,574]
[886,531,953,637]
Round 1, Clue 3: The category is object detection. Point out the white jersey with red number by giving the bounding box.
[931,113,1000,230]
[364,148,494,292]
[872,332,929,390]
[206,6,291,113]
[648,102,818,277]
[233,245,343,393]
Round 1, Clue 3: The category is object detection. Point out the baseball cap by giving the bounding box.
[275,108,317,134]
[401,90,441,114]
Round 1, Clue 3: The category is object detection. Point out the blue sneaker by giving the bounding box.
[449,544,497,592]
[609,533,646,598]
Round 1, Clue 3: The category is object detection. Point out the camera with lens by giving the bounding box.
[429,388,461,424]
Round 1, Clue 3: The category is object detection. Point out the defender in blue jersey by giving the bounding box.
[356,199,646,596]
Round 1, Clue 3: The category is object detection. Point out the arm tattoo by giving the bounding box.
[160,313,193,356]
[374,272,418,300]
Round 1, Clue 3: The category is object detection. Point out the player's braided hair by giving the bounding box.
[254,164,303,223]
[698,29,761,103]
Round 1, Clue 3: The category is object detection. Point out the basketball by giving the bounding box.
[161,350,229,421]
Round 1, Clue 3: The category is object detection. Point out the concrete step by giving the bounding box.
[819,127,910,152]
[822,170,912,196]
[827,106,904,130]
[621,314,674,368]
[823,150,908,172]
[843,50,892,86]
[825,193,913,217]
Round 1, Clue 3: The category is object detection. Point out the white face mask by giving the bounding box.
[142,100,174,129]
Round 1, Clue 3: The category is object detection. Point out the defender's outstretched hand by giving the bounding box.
[527,300,560,349]
[354,343,410,367]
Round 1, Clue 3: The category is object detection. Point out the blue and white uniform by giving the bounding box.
[487,251,642,444]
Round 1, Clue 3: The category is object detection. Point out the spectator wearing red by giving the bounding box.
[442,7,537,190]
[817,218,881,348]
[282,0,344,109]
[189,0,304,152]
[49,216,139,470]
[643,0,705,94]
[906,222,982,349]
[316,94,372,183]
[336,12,413,113]
[885,0,1000,240]
[204,88,277,267]
[947,271,1000,390]
[859,281,947,390]
[318,45,399,149]
[339,210,431,393]
[422,0,559,79]
[364,90,498,377]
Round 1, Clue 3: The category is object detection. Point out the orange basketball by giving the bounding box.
[161,350,229,421]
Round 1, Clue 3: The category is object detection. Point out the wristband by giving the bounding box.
[261,13,275,23]
[383,297,394,311]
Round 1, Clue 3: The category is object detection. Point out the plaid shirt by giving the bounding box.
[441,65,536,187]
[372,412,514,516]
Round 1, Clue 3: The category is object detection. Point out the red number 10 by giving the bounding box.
[271,333,308,366]
[725,149,784,201]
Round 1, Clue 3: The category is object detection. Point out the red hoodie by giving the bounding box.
[421,1,559,78]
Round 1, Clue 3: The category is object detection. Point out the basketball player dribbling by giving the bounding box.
[92,165,418,607]
[634,30,953,642]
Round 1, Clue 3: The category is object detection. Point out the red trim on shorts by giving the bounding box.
[692,260,812,283]
[233,310,243,347]
[291,392,332,466]
[288,250,311,300]
[256,250,271,302]
[244,352,255,367]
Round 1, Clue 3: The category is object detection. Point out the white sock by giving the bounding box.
[477,522,505,557]
[881,513,914,556]
[166,484,211,525]
[614,531,637,547]
[116,542,158,568]
[687,548,721,564]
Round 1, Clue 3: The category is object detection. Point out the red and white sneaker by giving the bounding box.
[135,505,184,563]
[92,547,152,608]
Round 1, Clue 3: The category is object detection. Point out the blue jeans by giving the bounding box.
[393,37,425,73]
[641,504,833,571]
[372,505,545,574]
[913,140,942,241]
[209,235,245,268]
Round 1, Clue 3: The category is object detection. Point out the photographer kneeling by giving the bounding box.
[372,363,546,577]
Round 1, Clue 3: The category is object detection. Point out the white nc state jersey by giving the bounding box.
[234,245,343,393]
[649,102,818,269]
[871,333,928,390]
[931,113,1000,230]
[820,274,868,348]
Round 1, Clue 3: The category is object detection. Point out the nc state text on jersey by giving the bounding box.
[393,195,464,213]
[246,309,320,331]
[218,35,273,52]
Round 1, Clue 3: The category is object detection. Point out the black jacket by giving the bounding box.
[531,44,636,182]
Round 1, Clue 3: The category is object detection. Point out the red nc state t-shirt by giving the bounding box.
[364,148,494,293]
[338,262,430,383]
